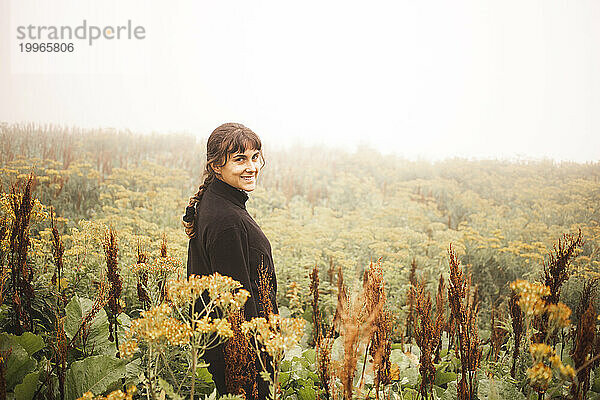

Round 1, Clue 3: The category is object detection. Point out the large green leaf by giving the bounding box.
[11,332,44,357]
[434,370,457,387]
[0,334,36,391]
[297,385,316,400]
[64,295,128,357]
[477,378,525,400]
[14,370,40,400]
[64,355,127,400]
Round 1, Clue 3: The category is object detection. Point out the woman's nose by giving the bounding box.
[246,159,259,172]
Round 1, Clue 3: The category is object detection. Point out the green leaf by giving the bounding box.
[477,378,525,400]
[64,355,127,400]
[195,360,215,395]
[297,385,316,400]
[206,388,217,400]
[302,348,317,365]
[11,332,44,357]
[280,360,292,372]
[0,334,36,391]
[157,377,183,400]
[14,370,40,400]
[279,371,291,388]
[64,295,127,357]
[434,370,457,387]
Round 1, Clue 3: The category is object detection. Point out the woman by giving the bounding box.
[183,123,278,398]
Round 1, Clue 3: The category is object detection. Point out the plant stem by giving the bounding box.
[191,344,197,400]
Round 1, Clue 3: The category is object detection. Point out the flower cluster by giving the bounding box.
[168,273,249,312]
[120,273,246,358]
[527,363,553,393]
[119,303,192,357]
[132,256,183,274]
[527,342,576,393]
[510,279,572,329]
[510,280,550,316]
[192,315,234,337]
[241,314,305,358]
[77,386,136,400]
[545,303,571,328]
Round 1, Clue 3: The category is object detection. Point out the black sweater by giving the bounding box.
[186,177,278,394]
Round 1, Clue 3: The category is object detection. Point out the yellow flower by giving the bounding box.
[214,318,234,338]
[390,363,400,381]
[76,386,136,400]
[557,364,576,381]
[527,362,552,392]
[242,314,305,358]
[194,316,212,334]
[529,343,554,361]
[119,339,139,358]
[546,303,571,328]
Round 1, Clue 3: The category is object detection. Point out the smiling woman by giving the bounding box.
[182,122,277,399]
[213,147,263,192]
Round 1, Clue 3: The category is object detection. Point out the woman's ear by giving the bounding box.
[208,161,221,175]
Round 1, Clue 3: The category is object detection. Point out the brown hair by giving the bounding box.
[183,123,264,238]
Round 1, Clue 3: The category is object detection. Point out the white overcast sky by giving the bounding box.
[0,0,598,162]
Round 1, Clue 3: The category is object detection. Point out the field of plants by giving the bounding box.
[1,123,599,400]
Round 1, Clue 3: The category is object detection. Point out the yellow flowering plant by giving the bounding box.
[510,279,575,396]
[242,313,306,400]
[119,272,250,399]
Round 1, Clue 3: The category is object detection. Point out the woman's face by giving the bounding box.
[213,148,262,192]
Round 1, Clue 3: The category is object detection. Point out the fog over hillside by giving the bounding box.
[1,0,599,162]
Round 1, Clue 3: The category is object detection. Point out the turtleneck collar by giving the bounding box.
[207,178,249,209]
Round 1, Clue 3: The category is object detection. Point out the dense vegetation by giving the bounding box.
[0,122,599,399]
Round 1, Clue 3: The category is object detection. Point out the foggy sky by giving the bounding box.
[1,0,599,162]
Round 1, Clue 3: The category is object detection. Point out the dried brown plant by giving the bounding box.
[257,258,274,317]
[412,281,438,399]
[334,267,377,400]
[509,290,523,378]
[364,260,393,396]
[317,334,334,400]
[53,314,68,400]
[570,281,597,400]
[327,256,336,284]
[286,281,302,316]
[310,264,322,345]
[543,229,584,305]
[158,234,169,301]
[79,280,109,353]
[135,240,150,310]
[0,216,8,307]
[50,208,66,309]
[8,173,36,333]
[434,274,446,363]
[310,264,335,400]
[405,258,418,344]
[447,245,481,400]
[534,230,584,343]
[103,228,122,356]
[488,306,506,362]
[225,309,258,399]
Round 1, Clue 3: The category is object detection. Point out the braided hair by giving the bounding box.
[183,123,264,238]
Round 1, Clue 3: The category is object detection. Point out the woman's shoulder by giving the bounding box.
[197,196,247,233]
